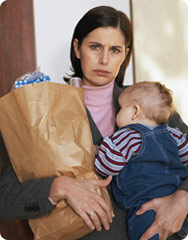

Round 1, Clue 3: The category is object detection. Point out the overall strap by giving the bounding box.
[124,123,167,135]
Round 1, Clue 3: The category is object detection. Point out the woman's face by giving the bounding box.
[73,27,127,86]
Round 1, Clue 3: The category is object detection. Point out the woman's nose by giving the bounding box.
[100,49,109,65]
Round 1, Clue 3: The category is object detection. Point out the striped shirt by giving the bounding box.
[94,126,188,177]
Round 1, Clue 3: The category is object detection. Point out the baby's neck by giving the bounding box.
[134,118,158,126]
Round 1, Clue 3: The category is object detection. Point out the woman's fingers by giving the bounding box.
[87,210,103,231]
[95,192,112,225]
[52,175,113,231]
[139,225,157,240]
[89,195,112,230]
[136,199,156,215]
[78,192,112,231]
[138,190,188,240]
[96,175,112,188]
[93,175,113,227]
[79,211,97,231]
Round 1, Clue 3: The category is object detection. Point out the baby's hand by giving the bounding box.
[94,145,99,156]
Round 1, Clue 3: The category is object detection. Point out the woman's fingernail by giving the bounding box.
[105,225,110,230]
[91,225,95,230]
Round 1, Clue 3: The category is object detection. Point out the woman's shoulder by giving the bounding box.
[168,111,188,134]
[113,82,130,101]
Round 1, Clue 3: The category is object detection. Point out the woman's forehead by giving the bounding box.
[84,27,126,45]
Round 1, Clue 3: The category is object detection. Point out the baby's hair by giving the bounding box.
[120,81,175,124]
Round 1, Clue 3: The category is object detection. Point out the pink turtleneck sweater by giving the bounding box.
[83,80,115,138]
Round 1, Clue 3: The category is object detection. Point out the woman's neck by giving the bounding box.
[83,80,115,138]
[83,80,115,106]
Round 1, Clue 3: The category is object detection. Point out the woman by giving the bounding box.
[0,5,188,240]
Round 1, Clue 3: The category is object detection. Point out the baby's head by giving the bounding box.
[116,81,174,128]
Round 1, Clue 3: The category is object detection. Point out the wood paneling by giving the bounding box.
[0,0,36,239]
[0,0,36,97]
[0,220,34,240]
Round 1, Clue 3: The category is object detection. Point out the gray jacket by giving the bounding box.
[0,83,187,240]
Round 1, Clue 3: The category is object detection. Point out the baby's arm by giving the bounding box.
[168,126,188,166]
[94,128,142,177]
[178,133,188,166]
[94,136,126,177]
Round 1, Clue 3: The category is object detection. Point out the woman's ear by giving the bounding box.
[132,104,140,120]
[122,48,130,63]
[73,38,80,59]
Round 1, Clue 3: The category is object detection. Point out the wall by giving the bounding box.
[132,0,188,124]
[33,0,133,85]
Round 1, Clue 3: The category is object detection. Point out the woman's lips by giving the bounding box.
[93,69,110,77]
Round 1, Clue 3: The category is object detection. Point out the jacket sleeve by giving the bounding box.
[168,111,188,134]
[168,111,188,192]
[0,163,56,220]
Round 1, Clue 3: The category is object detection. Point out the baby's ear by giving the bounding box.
[132,104,140,120]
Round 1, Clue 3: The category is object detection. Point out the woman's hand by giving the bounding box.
[136,190,188,240]
[94,145,99,156]
[49,175,113,231]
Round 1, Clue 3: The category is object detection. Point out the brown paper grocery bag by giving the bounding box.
[29,171,111,240]
[0,82,113,240]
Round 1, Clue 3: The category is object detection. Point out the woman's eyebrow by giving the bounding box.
[88,41,124,48]
[88,41,101,44]
[112,45,124,49]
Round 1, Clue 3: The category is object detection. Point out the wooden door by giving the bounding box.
[0,0,36,239]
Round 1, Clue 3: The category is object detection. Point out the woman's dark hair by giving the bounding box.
[64,5,133,87]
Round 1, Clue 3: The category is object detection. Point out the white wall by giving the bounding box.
[132,0,188,124]
[33,0,133,85]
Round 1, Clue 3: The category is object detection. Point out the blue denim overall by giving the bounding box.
[111,124,188,240]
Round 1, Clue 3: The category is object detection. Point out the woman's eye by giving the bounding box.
[111,47,121,53]
[90,45,100,50]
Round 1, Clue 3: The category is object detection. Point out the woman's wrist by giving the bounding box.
[49,176,69,203]
[174,189,188,214]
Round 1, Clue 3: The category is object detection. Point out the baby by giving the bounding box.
[95,81,188,240]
